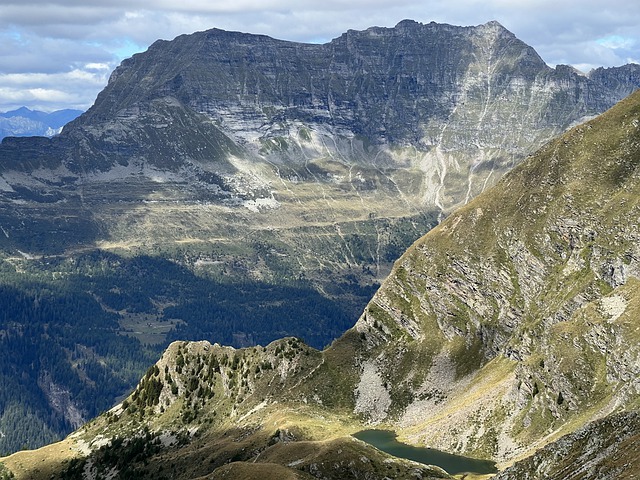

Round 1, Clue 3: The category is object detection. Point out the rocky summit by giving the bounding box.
[2,63,639,480]
[1,20,639,278]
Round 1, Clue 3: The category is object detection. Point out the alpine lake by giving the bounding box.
[353,429,498,475]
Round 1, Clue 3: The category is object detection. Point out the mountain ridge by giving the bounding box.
[0,107,83,141]
[342,87,640,462]
[2,69,639,480]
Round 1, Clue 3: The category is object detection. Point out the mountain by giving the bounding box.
[2,21,640,261]
[0,107,83,140]
[2,65,639,480]
[494,411,640,480]
[340,87,640,464]
[1,20,640,455]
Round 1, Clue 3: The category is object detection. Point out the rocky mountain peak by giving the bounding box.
[59,20,637,184]
[476,19,511,34]
[394,18,421,29]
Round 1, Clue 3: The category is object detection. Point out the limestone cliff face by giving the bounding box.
[62,20,640,212]
[1,20,639,294]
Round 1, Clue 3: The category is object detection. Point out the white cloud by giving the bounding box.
[0,69,111,111]
[0,86,84,111]
[85,63,112,70]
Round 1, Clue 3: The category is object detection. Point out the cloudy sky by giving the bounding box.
[1,0,638,112]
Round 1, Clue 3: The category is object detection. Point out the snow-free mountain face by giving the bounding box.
[4,87,640,480]
[2,20,639,264]
[0,107,82,140]
[1,20,639,305]
[0,19,639,458]
[344,88,640,464]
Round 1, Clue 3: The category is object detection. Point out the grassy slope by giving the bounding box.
[0,339,450,480]
[341,88,640,460]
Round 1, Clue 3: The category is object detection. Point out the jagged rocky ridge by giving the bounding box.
[3,68,639,480]
[1,20,640,271]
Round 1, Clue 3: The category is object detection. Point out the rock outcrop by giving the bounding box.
[495,411,640,479]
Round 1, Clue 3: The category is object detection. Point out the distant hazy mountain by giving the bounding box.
[0,107,83,140]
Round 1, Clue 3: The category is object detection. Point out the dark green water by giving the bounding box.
[353,429,497,475]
